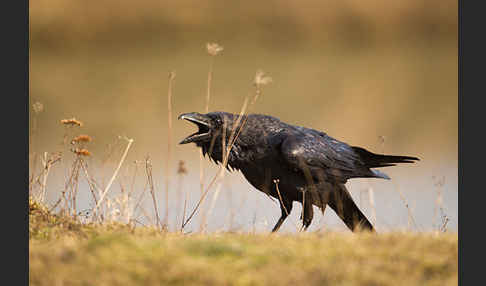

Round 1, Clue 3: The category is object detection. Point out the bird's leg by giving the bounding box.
[300,190,314,231]
[272,199,293,232]
[327,184,375,232]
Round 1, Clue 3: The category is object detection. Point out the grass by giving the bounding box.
[29,199,457,286]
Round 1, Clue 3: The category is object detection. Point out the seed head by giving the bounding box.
[206,42,224,56]
[71,135,93,144]
[254,70,273,86]
[61,118,83,127]
[32,102,44,114]
[168,71,176,81]
[72,148,91,156]
[177,160,187,175]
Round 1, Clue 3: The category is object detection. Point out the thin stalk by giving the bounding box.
[202,117,228,232]
[206,56,214,113]
[395,184,420,231]
[146,156,162,229]
[182,97,249,230]
[92,137,134,220]
[165,71,176,227]
[368,187,377,227]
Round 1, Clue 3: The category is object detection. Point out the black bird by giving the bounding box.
[178,111,419,232]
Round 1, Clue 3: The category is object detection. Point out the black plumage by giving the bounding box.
[178,111,419,232]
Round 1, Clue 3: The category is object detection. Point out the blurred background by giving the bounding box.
[29,0,457,232]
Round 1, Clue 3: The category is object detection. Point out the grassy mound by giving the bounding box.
[29,198,457,286]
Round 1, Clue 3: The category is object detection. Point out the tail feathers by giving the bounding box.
[352,146,420,168]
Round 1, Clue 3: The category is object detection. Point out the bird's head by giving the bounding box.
[179,111,249,168]
[178,112,236,146]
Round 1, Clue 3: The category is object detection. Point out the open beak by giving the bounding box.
[178,112,212,144]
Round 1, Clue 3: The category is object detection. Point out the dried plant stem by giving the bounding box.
[46,154,74,216]
[146,156,162,229]
[440,216,449,232]
[197,55,216,231]
[133,174,149,220]
[251,88,261,106]
[92,137,134,220]
[395,185,420,231]
[199,151,205,195]
[49,195,63,213]
[274,181,288,215]
[202,117,229,232]
[79,158,100,206]
[29,171,35,196]
[39,152,61,203]
[175,173,184,230]
[197,56,216,220]
[29,112,38,195]
[52,156,81,216]
[181,186,189,232]
[29,112,35,156]
[368,187,377,227]
[68,157,82,217]
[274,179,299,231]
[138,206,153,228]
[206,56,214,113]
[433,176,446,231]
[182,161,224,230]
[182,97,249,230]
[165,71,176,227]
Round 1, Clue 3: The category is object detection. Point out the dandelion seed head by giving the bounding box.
[206,42,224,56]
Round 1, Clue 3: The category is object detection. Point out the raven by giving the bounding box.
[178,111,419,232]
